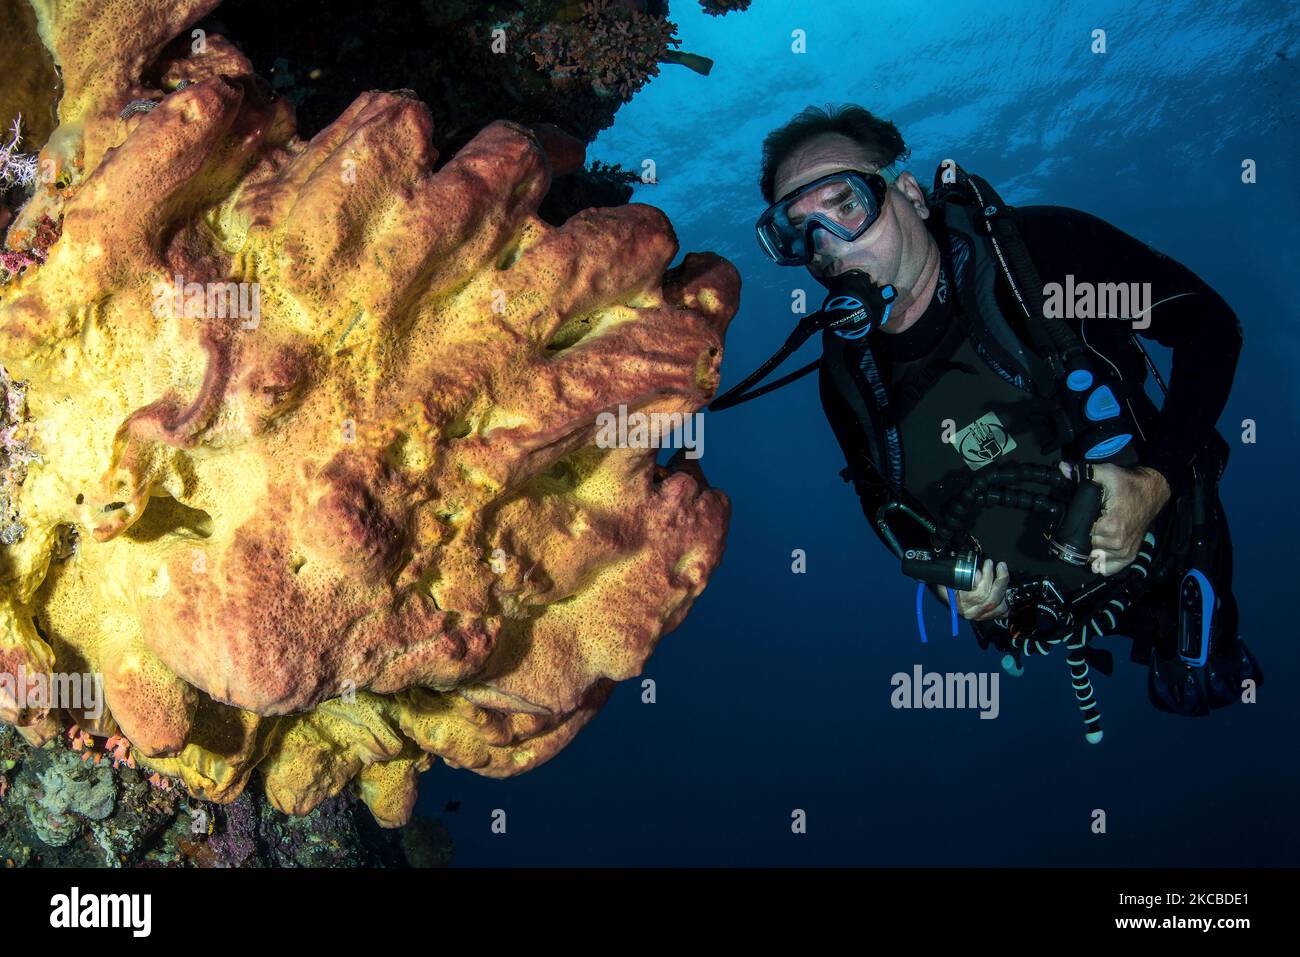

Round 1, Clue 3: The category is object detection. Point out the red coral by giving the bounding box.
[31,214,61,257]
[0,215,60,278]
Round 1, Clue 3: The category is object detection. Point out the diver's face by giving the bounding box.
[771,133,933,290]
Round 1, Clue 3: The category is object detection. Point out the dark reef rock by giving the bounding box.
[206,0,716,224]
[0,726,453,868]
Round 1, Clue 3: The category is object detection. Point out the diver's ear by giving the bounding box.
[894,171,930,219]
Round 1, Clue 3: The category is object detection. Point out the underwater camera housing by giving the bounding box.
[1045,468,1104,565]
[903,464,1106,590]
[901,547,980,590]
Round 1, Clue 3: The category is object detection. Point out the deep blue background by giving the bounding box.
[415,0,1300,865]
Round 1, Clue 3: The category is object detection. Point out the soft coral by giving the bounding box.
[0,115,38,191]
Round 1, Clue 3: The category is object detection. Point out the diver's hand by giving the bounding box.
[1058,460,1171,576]
[934,559,1010,620]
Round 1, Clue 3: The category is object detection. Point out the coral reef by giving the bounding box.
[15,741,116,847]
[699,0,752,16]
[0,0,738,829]
[0,725,452,866]
[530,0,681,101]
[0,213,58,279]
[0,724,178,865]
[205,0,739,223]
[212,0,702,144]
[0,0,59,165]
[542,159,645,221]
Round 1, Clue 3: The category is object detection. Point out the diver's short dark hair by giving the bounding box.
[758,104,910,203]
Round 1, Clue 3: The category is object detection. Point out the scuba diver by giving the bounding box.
[711,104,1262,742]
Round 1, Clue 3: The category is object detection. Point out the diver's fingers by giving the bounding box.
[1089,514,1119,541]
[967,559,993,600]
[1092,532,1125,554]
[958,560,999,619]
[980,561,1010,616]
[1090,546,1135,577]
[1104,547,1136,577]
[993,560,1010,591]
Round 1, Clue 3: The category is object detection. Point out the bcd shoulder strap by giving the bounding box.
[929,167,1059,400]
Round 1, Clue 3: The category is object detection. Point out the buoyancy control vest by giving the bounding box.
[821,171,1138,513]
[710,161,1245,742]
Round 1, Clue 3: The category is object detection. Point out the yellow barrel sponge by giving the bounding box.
[0,0,738,824]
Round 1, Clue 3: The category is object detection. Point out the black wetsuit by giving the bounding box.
[819,204,1242,662]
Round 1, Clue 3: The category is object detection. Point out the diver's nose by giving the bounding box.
[809,229,840,271]
[810,225,834,253]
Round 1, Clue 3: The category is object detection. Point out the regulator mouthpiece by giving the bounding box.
[818,269,896,340]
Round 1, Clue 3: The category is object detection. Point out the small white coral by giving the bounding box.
[0,114,39,190]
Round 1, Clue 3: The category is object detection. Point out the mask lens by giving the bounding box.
[756,204,806,264]
[811,180,873,235]
[823,191,869,233]
[756,171,883,265]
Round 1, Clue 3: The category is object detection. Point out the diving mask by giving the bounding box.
[755,166,899,266]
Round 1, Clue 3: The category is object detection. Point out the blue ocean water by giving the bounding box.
[419,0,1300,866]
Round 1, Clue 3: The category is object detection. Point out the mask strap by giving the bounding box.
[877,163,903,184]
